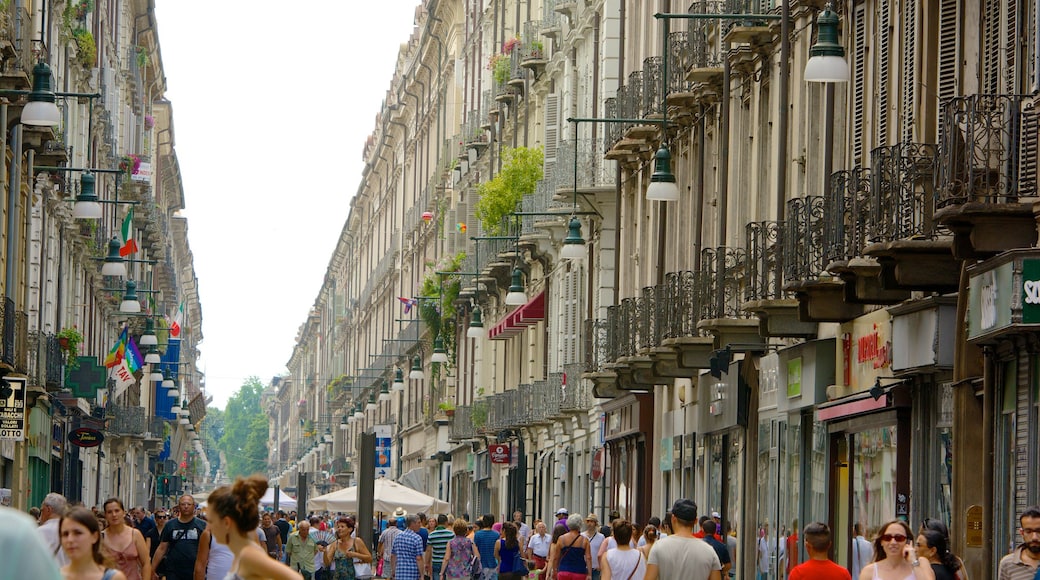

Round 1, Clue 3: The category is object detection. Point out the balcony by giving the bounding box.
[107,404,146,437]
[604,77,656,168]
[560,363,592,413]
[582,319,621,397]
[785,196,863,322]
[934,94,1039,259]
[722,0,777,47]
[539,0,562,40]
[494,76,519,104]
[823,168,910,305]
[449,405,476,441]
[508,51,527,90]
[658,270,715,372]
[27,332,63,391]
[862,142,959,292]
[742,221,816,338]
[697,246,761,347]
[684,2,726,89]
[0,7,33,91]
[664,31,700,119]
[520,22,547,74]
[0,297,28,373]
[555,139,616,203]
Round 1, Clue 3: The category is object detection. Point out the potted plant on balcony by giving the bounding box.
[118,154,142,179]
[476,146,544,234]
[72,28,96,67]
[57,326,83,369]
[489,53,511,86]
[438,401,456,417]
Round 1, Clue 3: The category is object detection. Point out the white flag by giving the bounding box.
[110,359,136,399]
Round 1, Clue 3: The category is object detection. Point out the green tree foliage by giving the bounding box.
[200,407,224,480]
[476,146,543,234]
[219,377,268,479]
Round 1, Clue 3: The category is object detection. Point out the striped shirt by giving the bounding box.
[997,547,1040,580]
[429,526,455,565]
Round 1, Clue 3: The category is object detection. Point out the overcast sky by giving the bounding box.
[153,1,422,409]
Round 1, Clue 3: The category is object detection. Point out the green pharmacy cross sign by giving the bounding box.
[67,357,107,399]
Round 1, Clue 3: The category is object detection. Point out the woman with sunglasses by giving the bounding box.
[859,520,935,580]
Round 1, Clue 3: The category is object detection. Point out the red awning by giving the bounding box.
[488,291,546,340]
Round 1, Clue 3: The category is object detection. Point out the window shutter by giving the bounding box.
[900,1,916,143]
[852,3,867,165]
[937,0,959,146]
[876,0,891,147]
[982,0,1001,94]
[1019,100,1038,197]
[445,207,457,255]
[544,93,560,176]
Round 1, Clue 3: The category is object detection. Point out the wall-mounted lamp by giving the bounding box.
[804,2,850,82]
[139,317,158,347]
[467,305,485,339]
[505,268,528,305]
[560,217,586,260]
[431,335,449,363]
[378,380,391,402]
[392,367,405,392]
[365,390,377,411]
[22,62,61,126]
[119,280,141,313]
[409,355,425,380]
[144,344,161,365]
[646,146,680,201]
[353,401,364,420]
[72,173,102,219]
[870,377,906,401]
[100,238,127,277]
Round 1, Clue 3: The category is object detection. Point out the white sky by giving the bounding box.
[153,1,422,409]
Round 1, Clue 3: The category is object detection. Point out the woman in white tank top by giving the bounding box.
[600,520,646,580]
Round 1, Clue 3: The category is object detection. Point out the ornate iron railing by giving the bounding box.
[937,94,1038,206]
[583,318,609,372]
[561,363,592,411]
[624,71,645,123]
[639,283,667,350]
[540,0,560,33]
[509,50,526,85]
[107,404,146,435]
[661,270,707,338]
[521,176,569,235]
[450,405,476,441]
[527,380,557,422]
[546,372,566,418]
[722,0,773,36]
[604,98,622,150]
[699,247,748,320]
[869,142,938,241]
[464,111,487,147]
[556,139,617,192]
[146,416,167,439]
[643,57,664,117]
[824,168,872,266]
[522,22,546,61]
[667,31,694,93]
[744,221,784,301]
[782,197,825,285]
[687,2,726,69]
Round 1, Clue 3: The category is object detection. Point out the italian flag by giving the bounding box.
[119,207,138,257]
[170,302,183,337]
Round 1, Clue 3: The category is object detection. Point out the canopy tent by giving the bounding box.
[309,478,449,514]
[260,487,297,509]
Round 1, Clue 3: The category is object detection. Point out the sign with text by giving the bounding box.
[69,428,104,448]
[374,424,392,478]
[0,376,26,441]
[488,443,511,464]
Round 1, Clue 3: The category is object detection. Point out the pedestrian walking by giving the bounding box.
[287,520,319,579]
[59,506,128,580]
[857,520,934,580]
[700,520,731,577]
[644,499,720,580]
[325,516,372,580]
[206,474,302,579]
[38,492,70,567]
[442,519,477,580]
[428,514,454,579]
[915,529,960,580]
[151,495,206,580]
[600,520,645,580]
[787,522,850,580]
[525,520,550,573]
[391,515,426,580]
[548,514,592,580]
[851,523,873,580]
[473,514,501,580]
[919,519,967,580]
[100,498,151,580]
[997,506,1040,580]
[0,505,62,579]
[494,522,526,580]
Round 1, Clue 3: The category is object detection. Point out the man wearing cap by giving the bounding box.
[583,514,605,580]
[379,508,408,577]
[645,499,721,580]
[554,509,569,535]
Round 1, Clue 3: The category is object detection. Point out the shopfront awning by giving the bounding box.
[488,290,546,340]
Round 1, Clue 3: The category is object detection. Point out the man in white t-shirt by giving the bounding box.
[645,499,721,580]
[36,493,69,567]
[584,514,606,580]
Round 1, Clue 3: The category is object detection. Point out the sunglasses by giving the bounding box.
[880,534,908,543]
[156,515,168,519]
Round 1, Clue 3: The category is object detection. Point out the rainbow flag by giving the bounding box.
[104,326,129,368]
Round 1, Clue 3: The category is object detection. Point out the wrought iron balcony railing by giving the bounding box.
[560,363,592,412]
[107,404,146,436]
[937,94,1038,207]
[556,139,617,193]
[522,22,546,62]
[667,31,695,93]
[722,0,774,37]
[687,1,726,68]
[604,97,622,151]
[146,416,167,439]
[27,332,63,390]
[823,168,872,266]
[1,297,28,372]
[540,0,561,35]
[624,71,645,122]
[583,319,609,373]
[782,197,825,286]
[644,57,665,118]
[528,379,561,421]
[869,142,938,241]
[744,221,784,302]
[521,175,570,236]
[699,246,749,320]
[661,270,708,339]
[638,283,667,351]
[546,372,566,418]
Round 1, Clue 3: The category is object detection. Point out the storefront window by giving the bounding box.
[851,426,899,540]
[994,359,1018,566]
[755,417,800,580]
[808,419,828,524]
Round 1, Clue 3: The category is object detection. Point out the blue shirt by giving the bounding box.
[392,529,424,580]
[473,529,500,569]
[418,526,429,550]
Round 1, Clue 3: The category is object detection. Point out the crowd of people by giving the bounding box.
[3,484,1040,580]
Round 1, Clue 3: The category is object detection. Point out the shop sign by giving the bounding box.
[0,377,26,441]
[591,448,604,480]
[1022,259,1040,323]
[27,406,51,460]
[68,428,104,448]
[787,358,802,398]
[488,444,511,464]
[967,261,1014,340]
[838,311,892,392]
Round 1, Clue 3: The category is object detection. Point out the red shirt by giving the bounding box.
[693,530,724,542]
[789,559,852,580]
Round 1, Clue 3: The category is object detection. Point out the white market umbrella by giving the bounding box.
[310,478,449,514]
[260,487,298,509]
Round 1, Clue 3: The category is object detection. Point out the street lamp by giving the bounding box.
[21,62,61,126]
[409,355,425,380]
[645,146,680,201]
[119,279,142,313]
[560,217,587,259]
[392,367,405,392]
[467,306,485,339]
[431,335,449,363]
[505,268,528,305]
[100,238,128,277]
[804,3,850,82]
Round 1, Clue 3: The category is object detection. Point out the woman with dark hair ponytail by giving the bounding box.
[60,505,128,580]
[915,529,960,580]
[206,475,302,580]
[919,519,968,580]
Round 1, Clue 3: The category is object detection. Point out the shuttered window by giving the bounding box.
[544,93,560,176]
[937,0,959,146]
[852,2,867,165]
[900,1,916,142]
[876,0,890,148]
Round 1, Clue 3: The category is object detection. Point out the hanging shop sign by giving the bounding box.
[69,428,104,448]
[591,448,604,480]
[0,376,26,441]
[488,444,511,464]
[374,424,392,478]
[965,250,1040,343]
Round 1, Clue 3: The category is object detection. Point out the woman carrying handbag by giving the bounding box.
[442,520,478,580]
